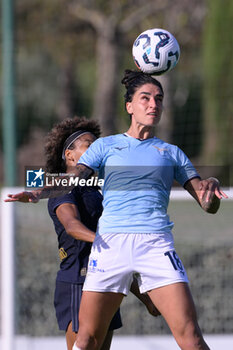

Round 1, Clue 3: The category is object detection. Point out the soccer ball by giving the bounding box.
[132,28,180,75]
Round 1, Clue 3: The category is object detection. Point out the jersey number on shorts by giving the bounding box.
[164,250,183,271]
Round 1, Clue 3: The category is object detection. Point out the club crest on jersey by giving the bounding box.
[152,145,167,155]
[80,267,87,276]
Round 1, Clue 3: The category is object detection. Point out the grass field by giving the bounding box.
[169,200,233,244]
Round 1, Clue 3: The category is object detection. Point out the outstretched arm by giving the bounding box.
[184,177,228,214]
[4,164,93,203]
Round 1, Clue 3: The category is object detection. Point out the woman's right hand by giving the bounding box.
[4,191,40,203]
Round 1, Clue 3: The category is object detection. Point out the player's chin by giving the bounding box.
[147,115,161,126]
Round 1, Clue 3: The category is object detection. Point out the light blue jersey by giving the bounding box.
[78,134,199,235]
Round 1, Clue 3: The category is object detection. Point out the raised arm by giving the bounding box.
[184,177,228,214]
[4,164,93,203]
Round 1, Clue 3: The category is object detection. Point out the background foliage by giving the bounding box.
[0,0,232,185]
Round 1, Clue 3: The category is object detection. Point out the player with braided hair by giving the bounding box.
[45,116,121,350]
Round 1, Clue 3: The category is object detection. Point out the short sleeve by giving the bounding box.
[174,147,200,186]
[48,190,79,215]
[78,138,104,171]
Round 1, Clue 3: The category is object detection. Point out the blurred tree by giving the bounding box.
[14,0,206,141]
[16,0,95,139]
[202,0,233,172]
[69,0,169,134]
[69,0,206,136]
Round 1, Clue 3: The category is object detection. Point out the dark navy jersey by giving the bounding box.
[48,186,103,283]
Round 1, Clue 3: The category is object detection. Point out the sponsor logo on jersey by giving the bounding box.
[88,258,105,273]
[59,247,68,261]
[114,146,128,151]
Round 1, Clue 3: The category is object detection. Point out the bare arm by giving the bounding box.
[5,164,93,203]
[184,177,228,214]
[56,203,95,243]
[130,276,161,317]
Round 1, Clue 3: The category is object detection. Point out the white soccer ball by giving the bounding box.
[132,28,180,75]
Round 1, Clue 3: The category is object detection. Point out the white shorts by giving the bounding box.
[83,233,189,295]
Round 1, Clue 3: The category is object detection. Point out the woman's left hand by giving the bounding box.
[199,177,228,202]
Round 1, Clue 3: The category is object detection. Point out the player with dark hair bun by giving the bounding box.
[121,69,164,103]
[46,116,159,350]
[6,71,227,350]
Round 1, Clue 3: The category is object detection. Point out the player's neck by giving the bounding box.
[126,125,154,140]
[66,165,77,174]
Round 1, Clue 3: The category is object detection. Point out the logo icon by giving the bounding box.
[59,247,67,261]
[89,258,98,268]
[114,146,128,151]
[26,168,45,188]
[88,257,105,273]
